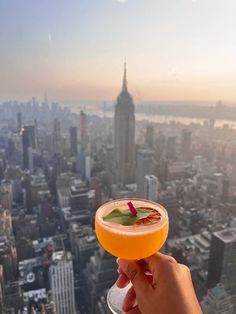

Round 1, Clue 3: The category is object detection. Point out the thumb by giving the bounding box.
[118,259,153,301]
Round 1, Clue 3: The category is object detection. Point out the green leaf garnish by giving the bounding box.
[103,208,152,226]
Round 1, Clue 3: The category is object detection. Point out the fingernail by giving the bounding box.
[118,259,129,271]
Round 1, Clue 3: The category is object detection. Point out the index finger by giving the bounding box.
[144,252,177,282]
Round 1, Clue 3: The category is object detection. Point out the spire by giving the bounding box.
[122,59,128,92]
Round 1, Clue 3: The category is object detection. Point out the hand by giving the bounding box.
[116,252,203,314]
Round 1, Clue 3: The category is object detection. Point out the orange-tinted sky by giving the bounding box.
[1,0,236,105]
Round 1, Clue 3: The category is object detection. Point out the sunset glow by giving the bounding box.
[1,0,236,104]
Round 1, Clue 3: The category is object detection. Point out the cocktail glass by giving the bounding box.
[95,198,169,314]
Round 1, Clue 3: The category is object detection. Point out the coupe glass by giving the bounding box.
[95,198,169,314]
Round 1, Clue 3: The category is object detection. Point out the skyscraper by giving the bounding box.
[0,180,13,211]
[17,112,22,132]
[22,172,33,214]
[114,63,135,185]
[207,228,236,293]
[70,127,78,157]
[181,129,192,161]
[136,149,155,198]
[144,175,159,201]
[21,125,36,170]
[80,110,87,151]
[53,119,61,155]
[49,251,76,314]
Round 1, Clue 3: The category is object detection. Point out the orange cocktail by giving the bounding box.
[95,198,169,260]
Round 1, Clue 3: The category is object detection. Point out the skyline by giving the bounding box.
[1,0,236,104]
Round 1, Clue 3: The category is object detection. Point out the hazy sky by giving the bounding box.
[1,0,236,104]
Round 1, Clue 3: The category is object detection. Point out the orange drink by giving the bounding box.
[95,198,169,260]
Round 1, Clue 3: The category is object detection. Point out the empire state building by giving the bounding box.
[114,63,135,185]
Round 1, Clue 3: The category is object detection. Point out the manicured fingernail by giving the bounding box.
[118,259,129,270]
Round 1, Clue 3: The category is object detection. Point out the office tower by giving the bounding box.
[22,172,33,214]
[17,112,22,131]
[82,247,117,313]
[53,119,61,155]
[181,129,192,161]
[144,175,159,201]
[70,127,78,157]
[80,110,87,151]
[69,180,90,215]
[22,126,36,170]
[158,190,179,237]
[49,251,76,314]
[7,138,15,156]
[28,146,34,173]
[207,228,236,292]
[85,155,91,180]
[2,281,23,312]
[22,127,31,170]
[69,223,98,270]
[0,180,13,211]
[137,149,155,198]
[25,126,36,149]
[34,119,39,152]
[145,124,154,149]
[0,207,17,282]
[201,283,234,314]
[166,136,176,160]
[114,62,135,185]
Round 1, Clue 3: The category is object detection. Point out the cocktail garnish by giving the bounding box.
[127,201,137,216]
[102,207,159,226]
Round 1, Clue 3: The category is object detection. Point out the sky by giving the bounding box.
[1,0,236,105]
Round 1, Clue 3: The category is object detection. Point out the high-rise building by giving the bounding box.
[17,112,22,132]
[114,62,135,185]
[82,247,117,313]
[85,155,91,180]
[69,180,89,213]
[207,228,236,293]
[22,127,31,170]
[22,172,33,214]
[53,119,61,155]
[0,180,13,211]
[136,149,155,198]
[181,129,192,161]
[70,127,78,157]
[201,283,234,314]
[49,251,76,314]
[34,119,39,152]
[22,126,36,170]
[144,175,159,201]
[158,190,179,237]
[80,110,88,151]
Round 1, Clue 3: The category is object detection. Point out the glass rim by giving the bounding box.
[95,198,169,235]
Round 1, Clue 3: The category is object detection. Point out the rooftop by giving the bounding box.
[209,283,228,299]
[214,228,236,243]
[52,251,72,262]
